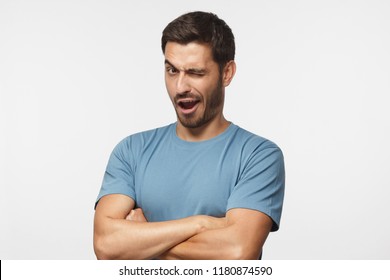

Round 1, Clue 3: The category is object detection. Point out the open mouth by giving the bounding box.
[178,100,200,110]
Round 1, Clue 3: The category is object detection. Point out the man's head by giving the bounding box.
[161,11,235,72]
[162,12,236,131]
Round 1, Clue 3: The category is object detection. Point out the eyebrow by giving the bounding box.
[164,59,177,69]
[164,59,206,74]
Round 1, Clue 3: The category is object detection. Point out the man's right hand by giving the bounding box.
[197,215,227,233]
[125,207,226,232]
[126,208,147,222]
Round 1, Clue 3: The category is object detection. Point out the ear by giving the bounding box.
[222,60,236,87]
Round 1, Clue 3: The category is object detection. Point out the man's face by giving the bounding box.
[164,42,224,129]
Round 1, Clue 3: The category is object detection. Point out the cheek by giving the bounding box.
[165,79,175,98]
[196,80,218,99]
[191,78,211,93]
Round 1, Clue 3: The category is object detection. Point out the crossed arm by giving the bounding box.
[93,194,273,260]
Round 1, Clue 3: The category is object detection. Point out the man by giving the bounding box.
[94,11,285,260]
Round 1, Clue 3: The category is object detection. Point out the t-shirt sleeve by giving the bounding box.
[95,138,136,208]
[226,143,285,231]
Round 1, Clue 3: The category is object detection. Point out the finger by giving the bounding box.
[125,210,135,221]
[133,208,144,215]
[132,208,147,222]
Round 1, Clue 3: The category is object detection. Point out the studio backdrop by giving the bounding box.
[1,0,389,259]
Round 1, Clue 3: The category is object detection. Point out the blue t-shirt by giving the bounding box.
[96,123,285,231]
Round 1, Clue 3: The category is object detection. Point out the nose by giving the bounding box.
[176,73,191,94]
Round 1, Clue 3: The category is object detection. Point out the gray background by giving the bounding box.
[1,0,389,259]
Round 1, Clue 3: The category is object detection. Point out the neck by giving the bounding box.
[176,114,230,142]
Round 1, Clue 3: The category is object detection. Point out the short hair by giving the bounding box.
[161,11,235,70]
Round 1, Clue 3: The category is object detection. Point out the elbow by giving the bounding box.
[94,235,118,260]
[94,234,145,260]
[227,244,261,260]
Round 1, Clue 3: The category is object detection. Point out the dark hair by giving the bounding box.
[161,11,235,70]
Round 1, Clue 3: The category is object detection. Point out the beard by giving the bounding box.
[174,78,224,129]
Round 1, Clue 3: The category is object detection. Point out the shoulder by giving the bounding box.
[111,123,174,158]
[229,125,284,171]
[232,124,283,156]
[117,123,173,147]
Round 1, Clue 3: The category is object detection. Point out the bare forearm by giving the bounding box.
[160,226,256,260]
[159,209,273,260]
[94,216,204,260]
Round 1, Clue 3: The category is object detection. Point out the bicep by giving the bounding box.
[227,146,285,232]
[94,194,135,231]
[226,208,273,259]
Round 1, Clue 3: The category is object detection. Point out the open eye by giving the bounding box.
[166,67,178,75]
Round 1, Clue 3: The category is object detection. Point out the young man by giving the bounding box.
[94,11,285,260]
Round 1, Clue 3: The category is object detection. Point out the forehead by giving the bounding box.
[164,42,217,69]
